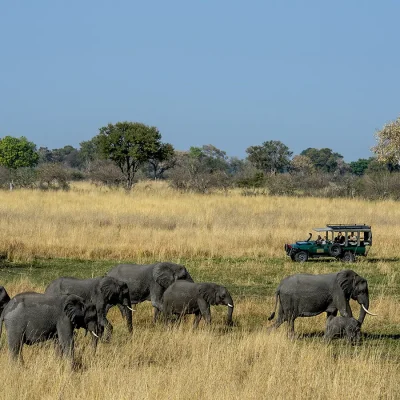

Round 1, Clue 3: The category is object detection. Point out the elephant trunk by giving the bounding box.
[226,297,234,326]
[122,296,133,312]
[357,296,370,324]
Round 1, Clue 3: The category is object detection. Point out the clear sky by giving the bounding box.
[1,1,399,162]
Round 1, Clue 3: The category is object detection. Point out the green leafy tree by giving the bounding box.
[0,136,39,190]
[189,144,229,173]
[372,116,400,166]
[95,121,170,189]
[349,158,374,176]
[246,140,292,174]
[0,136,39,169]
[300,148,344,173]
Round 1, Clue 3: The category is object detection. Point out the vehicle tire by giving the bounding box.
[342,251,355,263]
[294,251,308,262]
[329,244,342,257]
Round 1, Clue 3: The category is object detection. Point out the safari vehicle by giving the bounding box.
[284,224,372,262]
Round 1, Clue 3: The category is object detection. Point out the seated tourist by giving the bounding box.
[334,232,345,244]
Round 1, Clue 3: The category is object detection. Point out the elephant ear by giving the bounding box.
[198,283,218,305]
[0,286,10,306]
[336,270,358,299]
[153,263,175,288]
[64,295,85,328]
[99,277,121,303]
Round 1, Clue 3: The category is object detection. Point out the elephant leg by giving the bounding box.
[102,318,113,342]
[8,335,23,363]
[57,325,74,366]
[288,318,295,337]
[274,306,285,329]
[54,340,64,358]
[198,299,211,324]
[153,307,160,323]
[193,312,202,328]
[150,284,164,323]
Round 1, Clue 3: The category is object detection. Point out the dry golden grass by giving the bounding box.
[0,275,399,400]
[0,281,398,400]
[0,182,399,399]
[0,181,399,261]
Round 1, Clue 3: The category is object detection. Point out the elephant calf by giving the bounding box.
[162,281,234,327]
[324,316,361,344]
[107,262,194,323]
[0,292,101,366]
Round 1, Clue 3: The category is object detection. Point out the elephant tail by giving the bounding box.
[268,290,280,321]
[0,311,4,340]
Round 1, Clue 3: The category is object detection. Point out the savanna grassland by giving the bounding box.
[0,182,399,400]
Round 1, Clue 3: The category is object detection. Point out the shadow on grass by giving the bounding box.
[363,333,400,340]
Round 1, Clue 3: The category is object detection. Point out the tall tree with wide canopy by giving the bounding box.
[300,147,344,173]
[0,136,39,169]
[246,140,292,174]
[372,116,400,168]
[95,121,172,189]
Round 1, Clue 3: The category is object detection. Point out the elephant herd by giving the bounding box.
[0,263,377,368]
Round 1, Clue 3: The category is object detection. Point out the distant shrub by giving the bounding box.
[355,172,400,200]
[37,163,70,191]
[0,166,10,189]
[88,160,124,188]
[265,174,295,196]
[11,168,38,189]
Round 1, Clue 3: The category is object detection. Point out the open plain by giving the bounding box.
[0,182,399,400]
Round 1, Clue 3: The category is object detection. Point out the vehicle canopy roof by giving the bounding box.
[313,224,371,232]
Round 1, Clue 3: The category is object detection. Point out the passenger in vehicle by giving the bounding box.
[316,235,323,245]
[334,232,345,244]
[349,232,357,244]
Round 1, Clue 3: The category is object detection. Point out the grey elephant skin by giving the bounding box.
[0,285,10,316]
[324,315,361,344]
[269,269,375,334]
[45,276,132,342]
[162,281,234,327]
[108,262,194,322]
[0,292,100,365]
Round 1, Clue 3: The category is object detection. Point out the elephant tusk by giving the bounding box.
[227,303,234,308]
[91,331,99,338]
[362,304,378,316]
[127,306,134,311]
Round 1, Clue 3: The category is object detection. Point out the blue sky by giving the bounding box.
[1,1,399,162]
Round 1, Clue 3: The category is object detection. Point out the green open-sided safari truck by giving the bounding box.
[284,224,372,262]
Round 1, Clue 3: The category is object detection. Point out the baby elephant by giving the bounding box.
[162,281,234,327]
[324,315,361,344]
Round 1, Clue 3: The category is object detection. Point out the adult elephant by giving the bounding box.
[163,281,234,327]
[45,276,132,342]
[107,262,194,323]
[0,286,10,316]
[0,292,100,366]
[268,269,377,335]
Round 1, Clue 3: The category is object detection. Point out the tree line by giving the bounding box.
[1,117,400,199]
